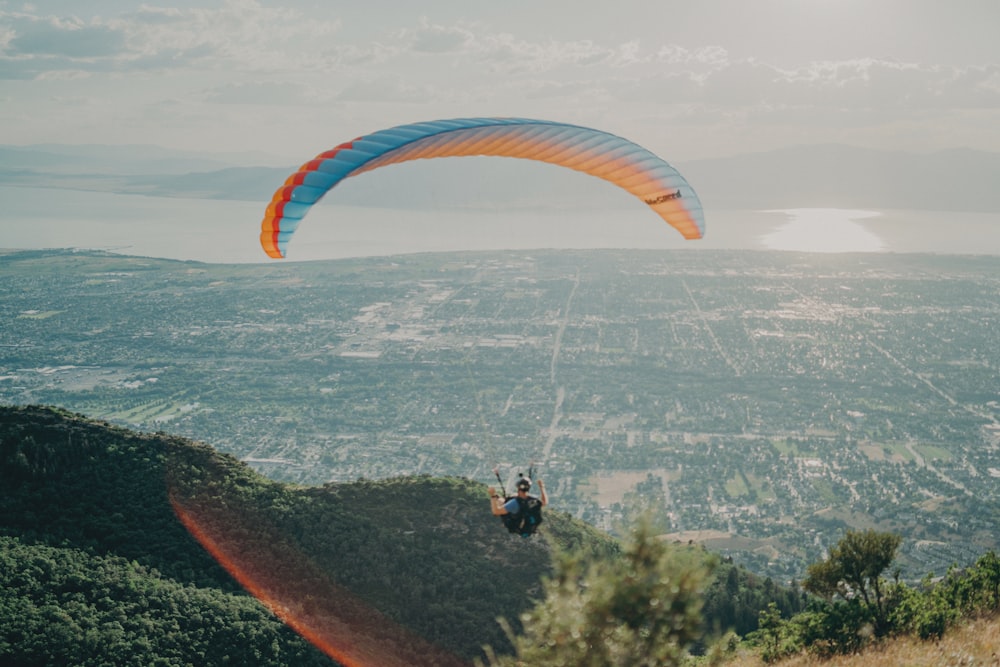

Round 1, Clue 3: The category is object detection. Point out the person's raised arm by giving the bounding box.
[488,486,507,516]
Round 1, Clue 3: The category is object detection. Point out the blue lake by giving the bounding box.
[2,186,998,263]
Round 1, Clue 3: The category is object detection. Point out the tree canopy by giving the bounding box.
[483,517,716,667]
[803,529,902,635]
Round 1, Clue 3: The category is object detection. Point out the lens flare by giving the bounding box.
[169,491,468,667]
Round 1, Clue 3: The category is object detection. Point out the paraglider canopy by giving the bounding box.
[261,117,705,259]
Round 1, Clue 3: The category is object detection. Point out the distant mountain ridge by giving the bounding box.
[0,143,275,175]
[683,144,1000,212]
[1,142,998,212]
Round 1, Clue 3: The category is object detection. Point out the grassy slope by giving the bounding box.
[0,404,616,664]
[0,404,831,665]
[721,614,1000,667]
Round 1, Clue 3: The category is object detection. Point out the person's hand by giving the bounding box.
[537,479,545,488]
[488,486,496,496]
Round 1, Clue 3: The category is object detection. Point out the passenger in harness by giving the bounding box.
[489,473,547,537]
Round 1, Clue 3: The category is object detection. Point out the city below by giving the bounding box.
[1,247,997,582]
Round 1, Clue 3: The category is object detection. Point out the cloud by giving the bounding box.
[7,16,125,58]
[521,79,605,101]
[5,6,994,115]
[403,18,475,54]
[321,42,399,68]
[763,59,1000,110]
[0,2,344,78]
[335,75,437,104]
[472,34,618,74]
[382,22,999,120]
[603,52,1000,114]
[392,18,620,75]
[202,80,319,105]
[1,6,996,156]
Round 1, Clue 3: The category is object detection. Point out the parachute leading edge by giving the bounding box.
[261,117,705,259]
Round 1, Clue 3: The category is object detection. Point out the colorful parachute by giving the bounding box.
[261,117,705,259]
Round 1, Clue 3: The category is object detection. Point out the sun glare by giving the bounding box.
[761,209,885,253]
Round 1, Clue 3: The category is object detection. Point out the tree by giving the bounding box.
[481,516,715,667]
[803,529,902,636]
[749,601,806,663]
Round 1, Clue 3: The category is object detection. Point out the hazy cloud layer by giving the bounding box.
[1,1,998,159]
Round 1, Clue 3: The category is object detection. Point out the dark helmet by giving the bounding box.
[516,476,532,491]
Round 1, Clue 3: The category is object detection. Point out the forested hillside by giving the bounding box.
[0,405,801,665]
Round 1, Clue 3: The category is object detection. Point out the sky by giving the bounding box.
[2,0,1000,164]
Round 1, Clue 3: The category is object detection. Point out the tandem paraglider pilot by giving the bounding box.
[489,475,547,537]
